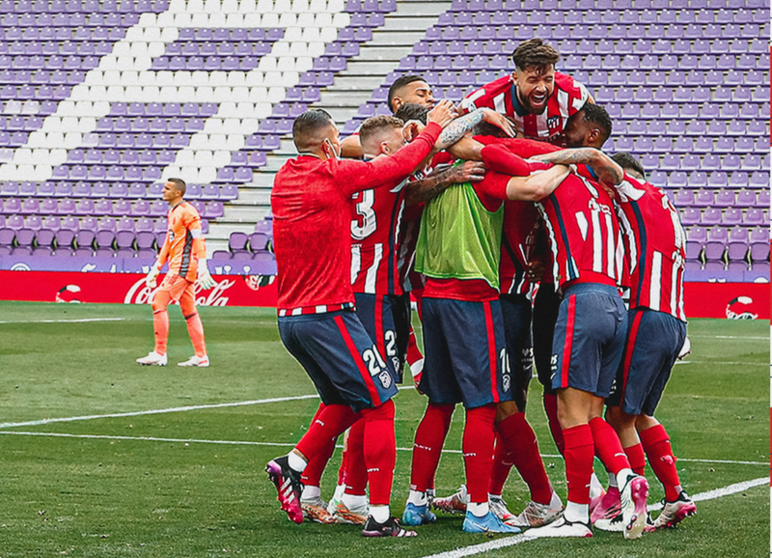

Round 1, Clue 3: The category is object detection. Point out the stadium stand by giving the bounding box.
[0,0,768,279]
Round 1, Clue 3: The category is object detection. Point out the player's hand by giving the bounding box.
[526,258,545,283]
[402,120,425,142]
[197,265,216,290]
[426,100,457,128]
[449,160,486,183]
[481,108,515,137]
[145,264,160,289]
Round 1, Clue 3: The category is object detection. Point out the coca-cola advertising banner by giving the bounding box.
[3,270,278,307]
[0,271,768,319]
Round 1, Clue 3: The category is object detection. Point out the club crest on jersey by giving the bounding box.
[502,373,511,393]
[547,116,561,129]
[378,371,392,389]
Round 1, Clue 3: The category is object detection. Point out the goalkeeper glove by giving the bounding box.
[145,263,161,289]
[197,260,216,290]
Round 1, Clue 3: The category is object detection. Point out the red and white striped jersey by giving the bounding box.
[350,171,408,295]
[459,72,590,144]
[613,173,687,322]
[500,200,539,295]
[536,173,624,290]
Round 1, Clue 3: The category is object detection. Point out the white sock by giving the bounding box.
[467,502,489,517]
[407,490,428,507]
[287,451,307,473]
[564,501,589,523]
[616,467,635,489]
[590,472,604,497]
[342,492,368,511]
[607,470,618,488]
[369,504,390,523]
[301,485,320,501]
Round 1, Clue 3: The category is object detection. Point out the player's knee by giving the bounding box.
[495,400,521,422]
[151,299,167,313]
[364,398,395,421]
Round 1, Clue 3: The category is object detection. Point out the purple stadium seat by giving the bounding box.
[727,227,750,261]
[723,207,744,226]
[749,228,769,261]
[700,207,722,225]
[249,232,269,252]
[679,207,701,226]
[229,232,248,251]
[693,189,714,207]
[673,189,694,207]
[704,227,728,260]
[743,208,766,226]
[715,189,736,207]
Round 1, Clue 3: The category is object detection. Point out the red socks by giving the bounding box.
[543,393,565,456]
[344,418,368,496]
[640,424,682,501]
[562,424,595,505]
[409,402,454,493]
[296,404,359,462]
[589,417,630,476]
[624,442,646,476]
[488,434,515,496]
[360,399,397,506]
[495,412,553,504]
[463,404,497,503]
[301,404,337,487]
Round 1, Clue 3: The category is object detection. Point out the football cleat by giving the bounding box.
[591,486,621,525]
[652,491,696,530]
[619,473,649,540]
[644,512,657,533]
[594,510,625,532]
[178,355,210,367]
[136,351,167,366]
[462,510,521,534]
[402,502,437,526]
[265,456,304,524]
[333,501,369,525]
[326,483,346,516]
[432,484,469,515]
[489,496,518,526]
[528,513,593,538]
[512,498,563,528]
[588,484,607,518]
[301,496,337,524]
[362,516,417,537]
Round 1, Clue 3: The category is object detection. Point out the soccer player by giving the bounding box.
[459,38,592,144]
[488,112,647,539]
[545,112,696,530]
[340,75,435,159]
[264,103,463,537]
[136,178,215,367]
[403,134,571,533]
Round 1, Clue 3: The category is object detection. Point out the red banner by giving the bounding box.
[1,270,769,319]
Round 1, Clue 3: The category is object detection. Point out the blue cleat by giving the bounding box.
[462,510,522,534]
[402,502,437,526]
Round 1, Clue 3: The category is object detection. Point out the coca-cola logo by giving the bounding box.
[124,277,236,306]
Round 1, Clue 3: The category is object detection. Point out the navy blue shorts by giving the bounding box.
[420,297,511,408]
[500,293,533,411]
[278,309,399,412]
[533,283,561,394]
[550,283,627,398]
[607,307,687,416]
[355,293,410,383]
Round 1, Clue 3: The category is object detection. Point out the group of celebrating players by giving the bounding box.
[265,37,695,539]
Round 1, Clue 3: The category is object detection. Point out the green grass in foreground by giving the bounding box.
[0,302,768,557]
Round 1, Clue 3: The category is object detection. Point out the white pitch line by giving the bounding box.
[0,386,418,430]
[0,431,766,466]
[420,476,770,558]
[0,317,128,324]
[674,361,767,366]
[690,335,768,340]
[0,394,322,429]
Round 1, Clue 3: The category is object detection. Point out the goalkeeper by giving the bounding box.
[137,177,216,368]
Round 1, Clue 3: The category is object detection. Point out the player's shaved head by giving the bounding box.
[388,75,434,112]
[359,115,406,157]
[511,38,560,73]
[561,103,612,148]
[611,152,646,181]
[394,102,429,125]
[167,177,186,194]
[292,109,336,152]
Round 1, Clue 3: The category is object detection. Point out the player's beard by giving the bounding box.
[522,90,550,114]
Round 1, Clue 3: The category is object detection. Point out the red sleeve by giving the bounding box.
[334,122,442,196]
[474,171,509,210]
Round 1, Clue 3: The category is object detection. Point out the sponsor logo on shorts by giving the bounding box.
[550,353,559,372]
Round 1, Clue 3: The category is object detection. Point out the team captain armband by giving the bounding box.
[480,144,553,176]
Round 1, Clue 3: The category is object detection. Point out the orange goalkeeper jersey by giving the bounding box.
[156,201,207,282]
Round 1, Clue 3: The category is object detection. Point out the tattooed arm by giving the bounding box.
[405,161,487,206]
[505,164,571,202]
[528,147,624,186]
[435,108,514,150]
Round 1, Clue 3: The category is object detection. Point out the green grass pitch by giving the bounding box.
[0,301,768,557]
